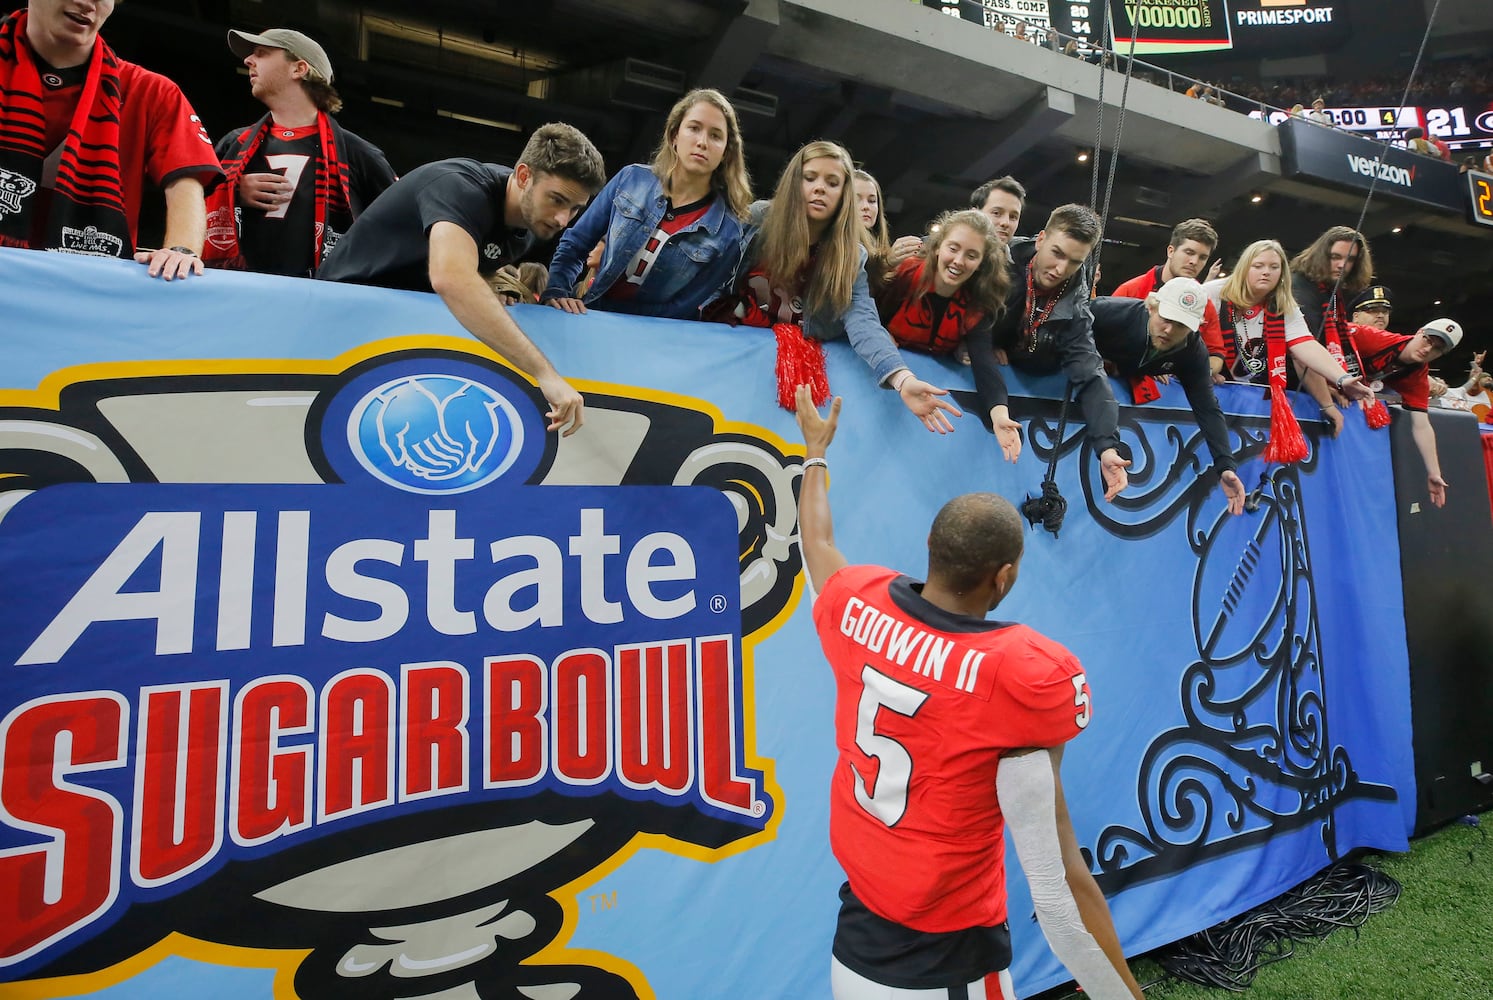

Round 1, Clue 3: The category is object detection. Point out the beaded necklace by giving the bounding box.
[1023,260,1070,353]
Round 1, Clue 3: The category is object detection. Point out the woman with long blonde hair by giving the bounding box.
[543,87,751,318]
[706,140,959,430]
[1204,239,1372,458]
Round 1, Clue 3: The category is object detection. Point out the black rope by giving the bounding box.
[1020,384,1074,537]
[1089,0,1111,209]
[1317,0,1444,333]
[1041,860,1402,998]
[1153,861,1401,992]
[1092,2,1142,275]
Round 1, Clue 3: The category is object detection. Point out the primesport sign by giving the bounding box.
[1229,0,1349,53]
[1276,117,1465,212]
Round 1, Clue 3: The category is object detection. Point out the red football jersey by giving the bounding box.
[812,565,1091,933]
[1348,324,1429,411]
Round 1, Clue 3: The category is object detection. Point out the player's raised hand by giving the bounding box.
[795,384,841,455]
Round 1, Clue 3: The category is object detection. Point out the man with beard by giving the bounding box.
[1091,278,1245,514]
[320,123,606,437]
[1290,226,1374,423]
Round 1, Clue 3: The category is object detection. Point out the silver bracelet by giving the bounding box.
[802,457,829,473]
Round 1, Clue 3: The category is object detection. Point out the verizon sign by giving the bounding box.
[1276,118,1463,212]
[1345,155,1415,189]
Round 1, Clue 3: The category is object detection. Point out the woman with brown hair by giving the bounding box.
[706,140,959,430]
[543,87,752,319]
[853,168,892,289]
[874,210,1022,459]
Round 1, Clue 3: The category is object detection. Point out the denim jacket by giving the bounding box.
[721,200,906,386]
[543,164,747,319]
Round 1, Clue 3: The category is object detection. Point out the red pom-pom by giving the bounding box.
[773,323,829,411]
[1262,385,1308,464]
[1364,399,1392,429]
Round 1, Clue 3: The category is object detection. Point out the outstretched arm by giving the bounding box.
[967,322,1020,462]
[1056,319,1129,501]
[794,386,849,594]
[429,221,584,436]
[1409,409,1447,507]
[1288,339,1374,401]
[998,747,1144,999]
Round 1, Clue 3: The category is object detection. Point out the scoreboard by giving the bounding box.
[1467,170,1493,229]
[1251,102,1493,152]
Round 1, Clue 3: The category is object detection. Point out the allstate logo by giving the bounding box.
[347,373,526,493]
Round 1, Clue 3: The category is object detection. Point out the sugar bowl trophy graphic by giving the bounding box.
[0,345,798,999]
[1017,394,1400,893]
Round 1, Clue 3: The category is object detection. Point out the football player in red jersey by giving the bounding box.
[794,385,1143,1000]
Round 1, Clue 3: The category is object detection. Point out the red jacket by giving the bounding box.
[1113,265,1226,360]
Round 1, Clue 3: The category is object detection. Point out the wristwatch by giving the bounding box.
[167,246,197,256]
[1334,372,1352,390]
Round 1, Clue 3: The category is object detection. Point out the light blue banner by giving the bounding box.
[0,248,1414,999]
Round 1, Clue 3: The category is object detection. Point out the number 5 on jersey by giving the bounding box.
[852,667,1091,828]
[852,665,929,827]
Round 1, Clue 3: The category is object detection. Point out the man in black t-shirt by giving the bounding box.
[1091,277,1245,515]
[320,123,607,437]
[206,28,395,277]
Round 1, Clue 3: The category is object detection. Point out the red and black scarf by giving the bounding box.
[0,12,132,257]
[203,111,353,272]
[1316,284,1391,429]
[1221,299,1306,464]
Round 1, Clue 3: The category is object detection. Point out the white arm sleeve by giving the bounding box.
[997,749,1132,1000]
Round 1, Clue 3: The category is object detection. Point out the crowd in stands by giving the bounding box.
[1234,56,1493,111]
[2,0,1485,516]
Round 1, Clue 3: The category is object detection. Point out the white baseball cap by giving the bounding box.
[1420,318,1463,349]
[1154,277,1208,332]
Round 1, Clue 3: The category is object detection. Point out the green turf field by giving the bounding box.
[1043,810,1493,999]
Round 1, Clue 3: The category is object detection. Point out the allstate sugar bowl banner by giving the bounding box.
[0,249,1414,999]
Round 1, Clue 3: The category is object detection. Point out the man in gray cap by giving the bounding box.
[204,27,395,277]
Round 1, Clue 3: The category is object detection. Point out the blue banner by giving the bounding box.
[0,248,1414,998]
